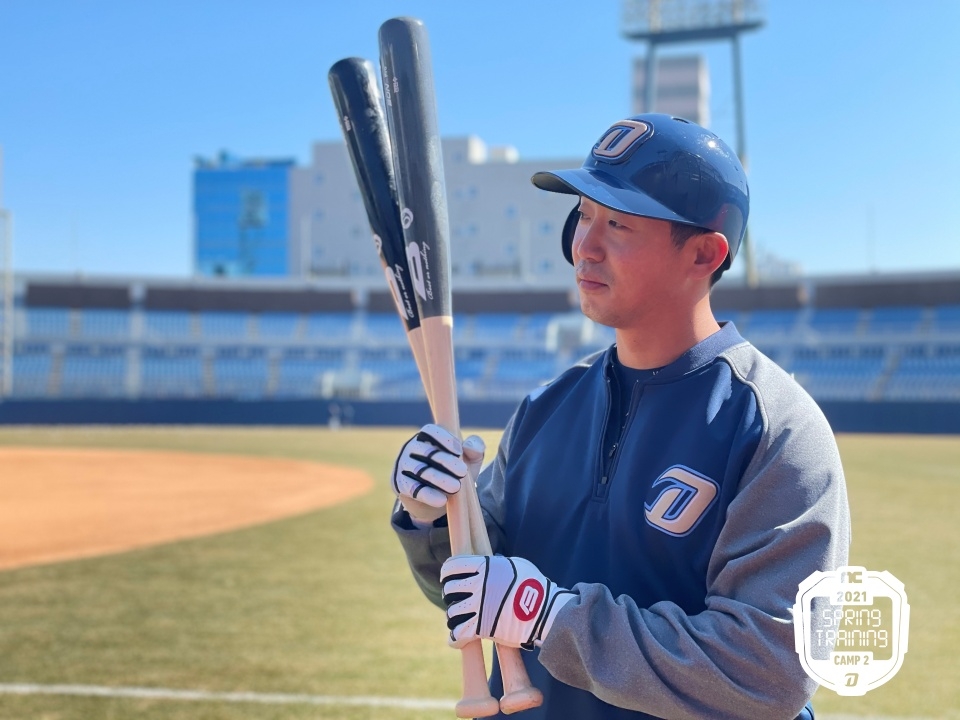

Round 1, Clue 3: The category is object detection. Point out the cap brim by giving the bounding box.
[531,167,691,227]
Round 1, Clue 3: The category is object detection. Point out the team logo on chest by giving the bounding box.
[644,465,719,537]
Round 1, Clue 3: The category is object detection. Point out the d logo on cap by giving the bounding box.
[592,120,652,162]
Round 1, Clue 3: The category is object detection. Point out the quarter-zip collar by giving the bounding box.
[602,321,746,384]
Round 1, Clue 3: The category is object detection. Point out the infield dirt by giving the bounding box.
[0,447,372,570]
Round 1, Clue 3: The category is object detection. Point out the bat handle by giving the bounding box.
[455,639,501,718]
[461,438,543,714]
[497,645,543,714]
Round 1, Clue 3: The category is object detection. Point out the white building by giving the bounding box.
[288,137,581,290]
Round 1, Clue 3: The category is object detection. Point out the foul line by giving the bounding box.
[0,684,943,720]
[0,683,455,711]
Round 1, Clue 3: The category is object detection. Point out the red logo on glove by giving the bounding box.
[513,579,545,621]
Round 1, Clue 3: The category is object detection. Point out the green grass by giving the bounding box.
[811,434,960,719]
[0,428,955,719]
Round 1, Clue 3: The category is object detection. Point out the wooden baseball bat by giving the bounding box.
[378,17,542,717]
[327,57,433,412]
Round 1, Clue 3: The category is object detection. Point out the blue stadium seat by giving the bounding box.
[59,344,127,398]
[274,348,344,398]
[790,348,885,400]
[79,309,130,339]
[140,347,205,398]
[452,313,472,342]
[200,312,249,339]
[493,349,559,387]
[26,308,71,338]
[12,344,53,397]
[742,309,798,335]
[304,313,354,342]
[256,312,301,340]
[867,306,924,334]
[472,314,522,341]
[931,305,960,334]
[362,313,407,342]
[884,347,960,400]
[809,308,863,335]
[212,347,268,398]
[521,313,555,342]
[144,310,193,339]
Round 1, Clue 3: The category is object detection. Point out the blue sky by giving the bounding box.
[1,1,958,279]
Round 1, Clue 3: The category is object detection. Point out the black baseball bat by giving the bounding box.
[378,17,542,717]
[327,57,435,408]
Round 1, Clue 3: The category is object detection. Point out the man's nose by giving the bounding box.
[573,220,604,262]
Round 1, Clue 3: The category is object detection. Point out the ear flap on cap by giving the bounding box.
[561,204,580,265]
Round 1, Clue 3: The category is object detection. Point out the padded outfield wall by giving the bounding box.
[1,398,960,434]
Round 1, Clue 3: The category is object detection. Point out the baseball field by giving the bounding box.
[0,426,955,720]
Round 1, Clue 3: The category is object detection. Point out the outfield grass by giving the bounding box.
[0,427,956,719]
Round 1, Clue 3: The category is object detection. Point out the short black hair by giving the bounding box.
[670,223,731,286]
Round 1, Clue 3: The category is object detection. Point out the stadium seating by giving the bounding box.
[256,312,302,341]
[212,347,269,398]
[884,346,960,400]
[741,309,799,336]
[809,308,863,336]
[304,313,355,342]
[26,308,71,338]
[521,313,555,342]
[200,311,249,339]
[12,344,53,397]
[867,306,925,335]
[140,347,204,398]
[79,309,130,339]
[361,313,407,343]
[790,347,886,401]
[59,345,128,398]
[144,311,193,339]
[472,313,522,341]
[9,294,960,405]
[275,348,344,398]
[931,305,960,334]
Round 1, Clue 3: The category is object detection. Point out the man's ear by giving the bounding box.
[690,232,729,279]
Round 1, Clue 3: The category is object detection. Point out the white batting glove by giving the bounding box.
[441,555,576,650]
[391,423,467,525]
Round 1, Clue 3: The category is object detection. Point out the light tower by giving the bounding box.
[0,146,12,398]
[622,0,764,286]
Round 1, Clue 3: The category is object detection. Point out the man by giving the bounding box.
[390,114,850,719]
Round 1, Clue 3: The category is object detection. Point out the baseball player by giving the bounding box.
[390,114,850,719]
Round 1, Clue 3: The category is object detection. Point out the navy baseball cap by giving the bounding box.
[532,114,749,265]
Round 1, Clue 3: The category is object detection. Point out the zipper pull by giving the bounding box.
[600,475,608,485]
[608,443,617,458]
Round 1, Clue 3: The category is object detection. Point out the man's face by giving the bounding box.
[571,197,688,330]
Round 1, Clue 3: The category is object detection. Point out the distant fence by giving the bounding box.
[1,399,960,434]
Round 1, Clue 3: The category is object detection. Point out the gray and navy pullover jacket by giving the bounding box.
[393,323,851,719]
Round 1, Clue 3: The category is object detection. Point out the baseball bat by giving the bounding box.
[327,57,433,411]
[378,17,542,716]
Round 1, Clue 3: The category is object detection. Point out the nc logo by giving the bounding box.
[644,466,719,537]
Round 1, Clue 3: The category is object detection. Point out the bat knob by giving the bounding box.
[462,434,486,464]
[455,695,501,718]
[499,686,544,714]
